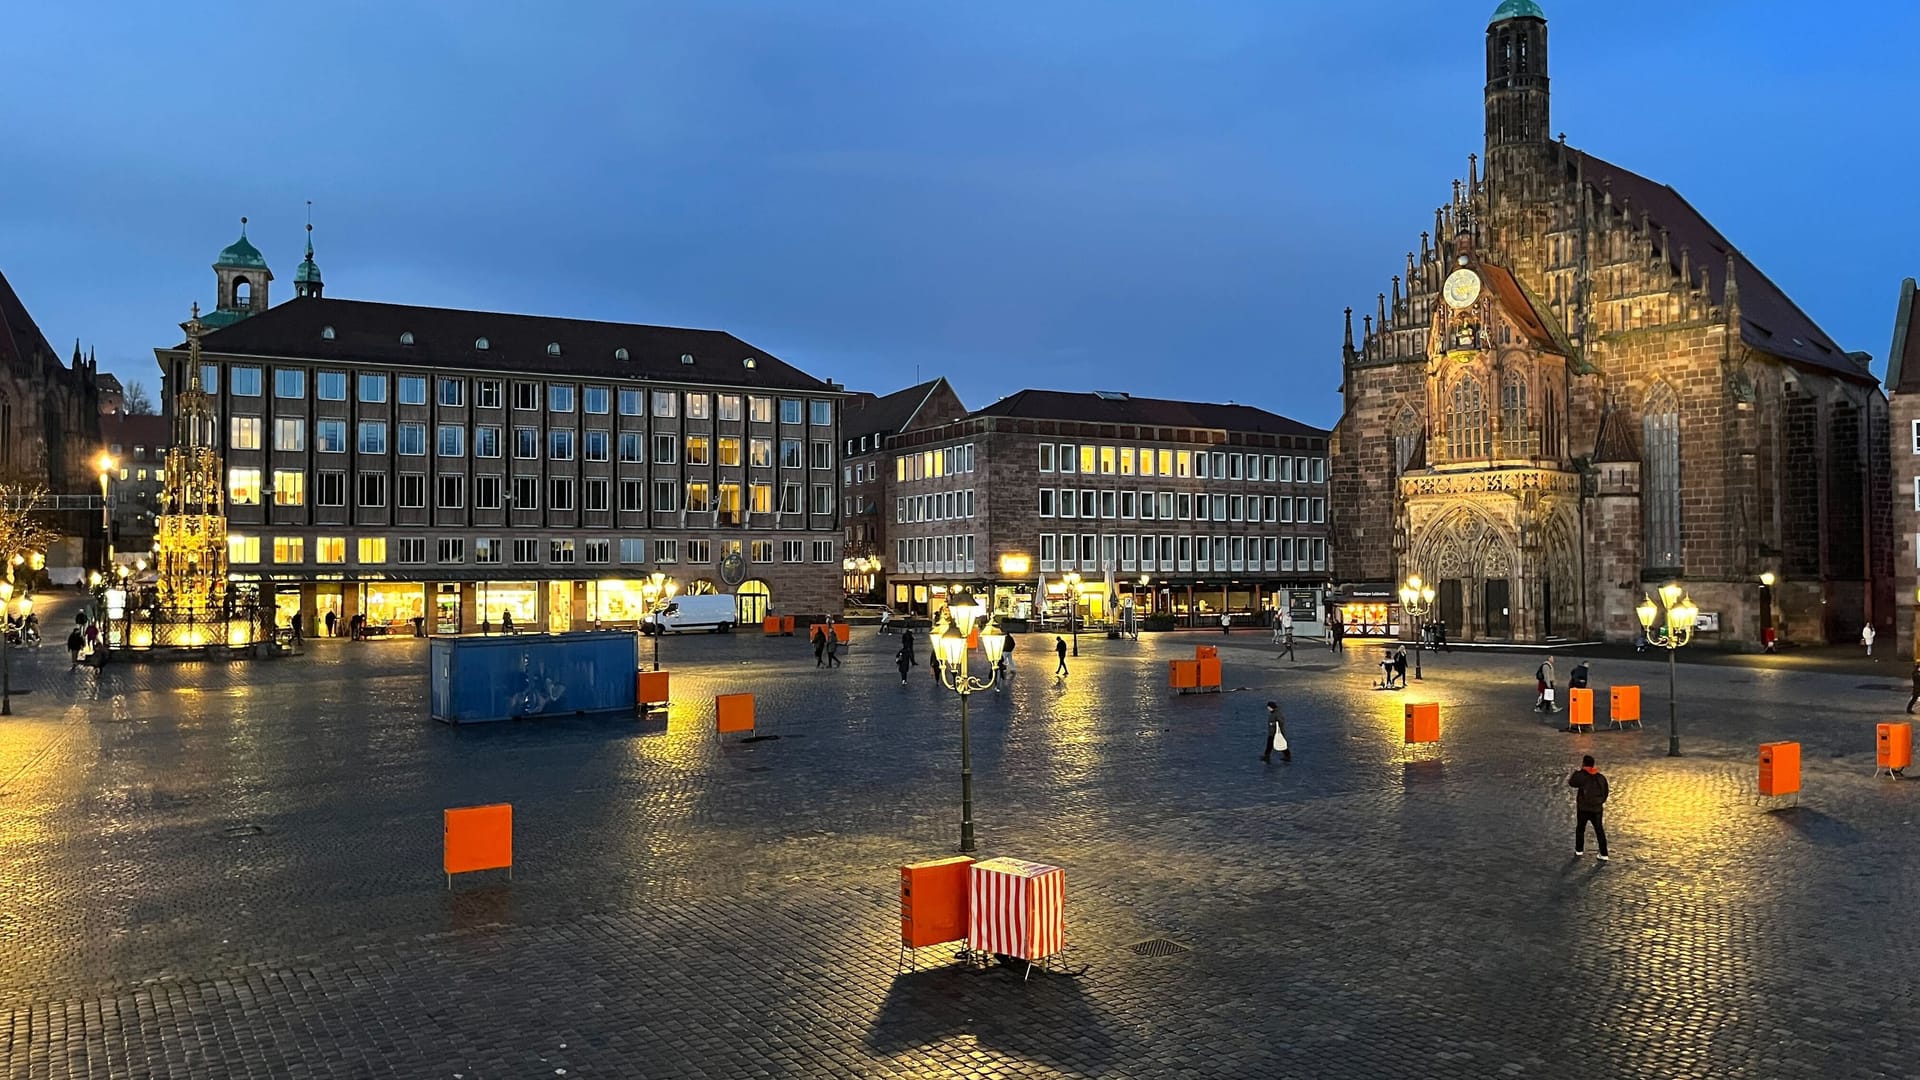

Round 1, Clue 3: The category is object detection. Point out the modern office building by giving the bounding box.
[156,235,848,635]
[840,377,966,601]
[100,412,170,556]
[884,389,1332,630]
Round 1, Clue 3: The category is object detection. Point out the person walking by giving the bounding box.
[1262,701,1290,764]
[1568,754,1610,861]
[1907,661,1920,714]
[896,643,912,684]
[1002,632,1017,672]
[1535,656,1558,713]
[813,625,827,667]
[826,628,842,668]
[290,611,303,643]
[879,608,892,634]
[1569,660,1591,692]
[323,610,338,638]
[502,610,516,635]
[1392,646,1409,689]
[1055,635,1069,677]
[1862,622,1877,658]
[66,624,84,667]
[1220,612,1231,635]
[901,627,917,666]
[1280,627,1296,662]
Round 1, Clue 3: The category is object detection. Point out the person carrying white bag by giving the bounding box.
[1263,700,1291,765]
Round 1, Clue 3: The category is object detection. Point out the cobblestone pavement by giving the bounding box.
[1,610,1917,1078]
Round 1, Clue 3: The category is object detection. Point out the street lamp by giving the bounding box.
[641,572,677,671]
[934,589,1006,855]
[1063,571,1081,655]
[96,452,116,571]
[1398,574,1436,680]
[1637,583,1697,757]
[0,581,13,715]
[1758,571,1776,653]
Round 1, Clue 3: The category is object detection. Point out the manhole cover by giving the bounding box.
[220,825,265,838]
[1125,938,1190,958]
[1856,684,1902,692]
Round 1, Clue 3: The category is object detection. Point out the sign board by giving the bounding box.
[1288,590,1319,615]
[1694,611,1721,633]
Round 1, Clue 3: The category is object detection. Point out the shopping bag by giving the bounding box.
[1271,729,1289,753]
[1544,687,1556,703]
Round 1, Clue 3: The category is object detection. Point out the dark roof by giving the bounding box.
[1590,403,1640,463]
[1888,278,1920,393]
[182,296,836,393]
[971,389,1326,438]
[0,265,58,376]
[1569,149,1869,383]
[101,413,171,447]
[843,378,947,442]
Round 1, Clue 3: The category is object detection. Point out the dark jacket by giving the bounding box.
[1568,769,1609,813]
[1569,663,1590,690]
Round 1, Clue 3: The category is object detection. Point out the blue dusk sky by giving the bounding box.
[2,0,1915,428]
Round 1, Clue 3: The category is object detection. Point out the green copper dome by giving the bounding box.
[1490,0,1545,21]
[216,232,269,270]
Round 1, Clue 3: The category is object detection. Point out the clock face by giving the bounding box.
[1443,268,1482,310]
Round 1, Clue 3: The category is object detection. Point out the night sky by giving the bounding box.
[3,0,1914,428]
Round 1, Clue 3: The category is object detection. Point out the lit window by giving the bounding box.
[273,537,304,563]
[358,538,386,564]
[315,537,346,564]
[228,467,262,505]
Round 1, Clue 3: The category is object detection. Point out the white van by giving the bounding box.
[640,594,739,635]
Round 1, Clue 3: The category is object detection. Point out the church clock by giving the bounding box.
[1443,268,1482,310]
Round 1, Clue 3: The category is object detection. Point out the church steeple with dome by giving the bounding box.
[203,216,273,328]
[294,219,324,299]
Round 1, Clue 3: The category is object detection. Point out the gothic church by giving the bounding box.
[1330,0,1889,647]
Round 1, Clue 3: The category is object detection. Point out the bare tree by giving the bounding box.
[123,381,156,415]
[0,487,57,583]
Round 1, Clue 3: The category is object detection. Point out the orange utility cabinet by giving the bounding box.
[1877,722,1911,775]
[1404,702,1440,744]
[636,670,670,707]
[716,692,755,733]
[781,615,796,636]
[444,803,512,888]
[1567,688,1594,731]
[834,623,852,645]
[1168,659,1199,690]
[1197,657,1222,689]
[1195,644,1218,660]
[762,616,780,636]
[1609,685,1642,728]
[1759,741,1801,796]
[899,856,973,951]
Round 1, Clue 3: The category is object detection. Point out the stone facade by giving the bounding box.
[841,378,968,601]
[1330,3,1889,647]
[1886,278,1920,659]
[0,266,106,573]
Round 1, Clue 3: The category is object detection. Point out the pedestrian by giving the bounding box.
[901,627,917,665]
[1281,628,1296,662]
[83,621,100,664]
[1334,618,1346,652]
[1568,754,1610,861]
[896,643,912,684]
[1392,646,1409,689]
[1262,700,1290,764]
[1281,610,1294,642]
[827,627,842,668]
[1862,622,1877,658]
[1002,632,1017,672]
[1055,635,1069,677]
[1535,656,1558,712]
[1328,617,1339,652]
[1220,612,1231,635]
[1378,651,1396,689]
[1907,662,1919,714]
[1569,660,1591,691]
[879,608,892,634]
[502,610,516,635]
[1271,617,1284,645]
[324,610,338,638]
[290,611,303,642]
[66,625,83,667]
[1761,625,1777,653]
[813,625,827,667]
[23,611,39,646]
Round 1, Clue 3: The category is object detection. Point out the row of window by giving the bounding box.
[1036,443,1325,483]
[225,468,835,515]
[894,535,977,576]
[200,363,835,425]
[227,534,838,567]
[1035,534,1327,574]
[893,443,977,483]
[225,416,837,469]
[1036,489,1325,525]
[894,490,977,524]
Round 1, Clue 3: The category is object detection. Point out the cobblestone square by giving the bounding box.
[2,607,1916,1077]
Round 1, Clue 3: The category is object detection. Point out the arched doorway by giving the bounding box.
[736,579,771,624]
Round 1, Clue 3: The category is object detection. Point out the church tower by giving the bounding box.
[1483,0,1550,187]
[294,221,324,299]
[203,217,273,329]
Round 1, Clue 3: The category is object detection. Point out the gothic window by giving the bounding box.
[1448,376,1489,462]
[1392,406,1420,476]
[1501,374,1529,456]
[1643,383,1681,569]
[1543,386,1560,460]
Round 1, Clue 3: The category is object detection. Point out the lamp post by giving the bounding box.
[1398,574,1436,680]
[96,453,116,572]
[0,581,13,715]
[934,589,1006,854]
[1063,571,1080,655]
[1637,583,1698,758]
[641,572,677,671]
[1758,571,1776,652]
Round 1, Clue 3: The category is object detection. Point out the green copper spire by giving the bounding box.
[216,216,269,270]
[1490,0,1545,21]
[294,202,324,297]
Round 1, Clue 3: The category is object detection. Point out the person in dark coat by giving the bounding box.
[290,612,303,642]
[900,628,917,665]
[1280,628,1295,662]
[1392,647,1409,689]
[1908,662,1920,714]
[1569,661,1591,691]
[1568,754,1610,860]
[896,644,912,684]
[826,628,842,668]
[324,610,338,637]
[1054,636,1069,677]
[813,625,827,667]
[1263,700,1290,764]
[67,625,84,667]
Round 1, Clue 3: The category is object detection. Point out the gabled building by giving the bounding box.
[839,377,966,600]
[1887,278,1920,657]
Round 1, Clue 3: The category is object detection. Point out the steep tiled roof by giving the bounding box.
[184,296,835,392]
[1569,149,1869,383]
[843,378,948,442]
[0,265,57,375]
[971,389,1326,438]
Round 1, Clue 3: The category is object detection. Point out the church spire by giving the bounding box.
[295,200,325,299]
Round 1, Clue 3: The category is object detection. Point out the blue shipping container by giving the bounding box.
[430,632,639,724]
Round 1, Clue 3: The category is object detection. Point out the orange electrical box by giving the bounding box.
[1169,659,1199,689]
[781,615,796,636]
[716,693,755,733]
[762,616,780,636]
[1610,685,1641,726]
[1197,657,1222,688]
[1195,644,1218,660]
[444,803,512,886]
[966,628,981,650]
[637,670,670,706]
[1405,702,1440,744]
[1759,741,1801,796]
[833,623,852,645]
[1878,723,1911,771]
[1568,688,1594,731]
[900,856,973,948]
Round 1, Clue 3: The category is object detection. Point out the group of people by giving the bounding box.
[1531,656,1592,722]
[1377,646,1410,689]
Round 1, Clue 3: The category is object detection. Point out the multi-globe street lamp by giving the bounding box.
[640,572,678,671]
[1062,571,1080,655]
[1398,574,1436,681]
[933,589,1007,855]
[0,581,14,715]
[1637,583,1698,758]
